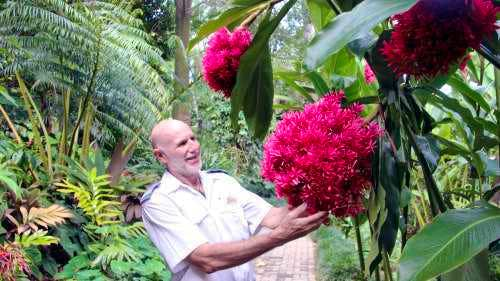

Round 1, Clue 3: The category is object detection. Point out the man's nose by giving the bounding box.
[188,139,200,150]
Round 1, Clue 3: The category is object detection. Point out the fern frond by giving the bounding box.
[124,222,147,238]
[14,230,59,248]
[90,237,142,268]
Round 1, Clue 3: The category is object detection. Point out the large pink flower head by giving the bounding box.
[261,91,382,218]
[381,0,498,78]
[202,27,253,98]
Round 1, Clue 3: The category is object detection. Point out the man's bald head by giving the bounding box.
[150,119,191,149]
[150,119,202,177]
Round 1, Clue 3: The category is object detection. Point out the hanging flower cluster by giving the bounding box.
[381,0,498,78]
[0,244,30,281]
[202,27,253,98]
[364,62,376,84]
[261,91,382,217]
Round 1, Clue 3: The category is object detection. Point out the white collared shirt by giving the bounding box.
[141,170,272,281]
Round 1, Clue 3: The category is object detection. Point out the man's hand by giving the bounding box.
[260,206,291,229]
[268,203,328,246]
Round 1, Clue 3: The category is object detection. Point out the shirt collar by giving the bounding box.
[160,170,210,194]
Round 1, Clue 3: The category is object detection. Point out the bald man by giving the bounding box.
[141,119,327,281]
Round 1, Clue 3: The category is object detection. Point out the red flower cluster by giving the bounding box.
[261,92,381,217]
[0,244,30,281]
[202,27,252,98]
[364,62,376,84]
[381,0,498,78]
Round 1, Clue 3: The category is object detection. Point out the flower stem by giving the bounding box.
[354,215,366,280]
[495,68,500,170]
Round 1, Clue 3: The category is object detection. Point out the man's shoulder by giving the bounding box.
[204,168,237,182]
[205,168,229,175]
[140,181,162,205]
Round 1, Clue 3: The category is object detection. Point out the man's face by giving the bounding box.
[155,125,202,177]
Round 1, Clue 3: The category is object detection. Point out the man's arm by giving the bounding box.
[187,204,327,273]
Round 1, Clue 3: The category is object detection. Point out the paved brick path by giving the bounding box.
[255,236,316,281]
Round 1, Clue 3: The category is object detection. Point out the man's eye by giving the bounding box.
[178,140,187,147]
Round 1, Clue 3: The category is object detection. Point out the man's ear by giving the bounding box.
[153,148,168,166]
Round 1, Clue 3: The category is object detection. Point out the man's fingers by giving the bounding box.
[288,203,308,218]
[297,211,328,225]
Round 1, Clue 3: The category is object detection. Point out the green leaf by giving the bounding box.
[348,95,380,105]
[0,85,19,107]
[305,0,417,69]
[399,204,500,281]
[275,71,315,102]
[414,135,440,173]
[347,31,378,58]
[305,71,330,95]
[306,0,335,30]
[188,2,267,51]
[0,168,22,200]
[231,0,298,139]
[442,251,492,281]
[447,74,491,113]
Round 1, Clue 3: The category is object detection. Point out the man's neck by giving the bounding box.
[170,170,202,190]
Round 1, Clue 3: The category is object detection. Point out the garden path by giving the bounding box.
[255,236,316,281]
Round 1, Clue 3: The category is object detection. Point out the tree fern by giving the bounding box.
[0,0,173,143]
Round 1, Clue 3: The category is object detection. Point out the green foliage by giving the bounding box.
[56,237,170,281]
[14,230,59,248]
[56,168,121,226]
[313,225,369,281]
[399,203,500,281]
[305,0,417,69]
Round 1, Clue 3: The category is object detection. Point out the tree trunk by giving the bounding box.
[173,0,192,125]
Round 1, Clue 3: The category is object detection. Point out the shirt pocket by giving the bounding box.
[180,204,208,224]
[219,205,250,239]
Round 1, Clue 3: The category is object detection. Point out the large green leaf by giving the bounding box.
[0,167,21,199]
[188,1,269,51]
[274,70,315,102]
[305,0,417,69]
[305,71,330,95]
[414,135,440,173]
[231,0,297,139]
[241,46,274,139]
[447,74,491,113]
[306,0,335,31]
[399,203,500,281]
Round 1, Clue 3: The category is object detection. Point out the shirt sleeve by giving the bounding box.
[227,177,273,235]
[142,199,208,273]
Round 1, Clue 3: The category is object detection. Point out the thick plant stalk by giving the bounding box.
[57,89,71,167]
[375,265,381,281]
[354,215,367,281]
[382,250,393,281]
[415,182,430,222]
[16,72,52,178]
[81,104,94,161]
[495,68,499,170]
[411,201,426,228]
[69,27,101,157]
[0,103,22,144]
[403,121,447,215]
